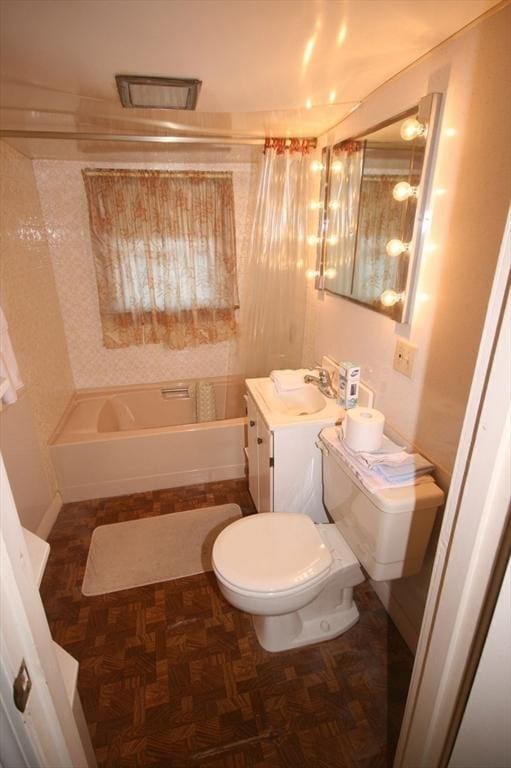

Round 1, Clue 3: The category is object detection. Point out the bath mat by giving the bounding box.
[82,503,241,596]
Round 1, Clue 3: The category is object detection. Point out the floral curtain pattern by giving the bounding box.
[351,174,406,302]
[324,143,364,295]
[239,140,314,377]
[82,169,239,349]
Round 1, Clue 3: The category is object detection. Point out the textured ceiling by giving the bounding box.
[0,0,500,158]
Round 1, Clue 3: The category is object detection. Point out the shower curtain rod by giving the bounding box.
[0,129,317,147]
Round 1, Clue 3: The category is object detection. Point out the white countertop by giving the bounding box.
[246,377,345,430]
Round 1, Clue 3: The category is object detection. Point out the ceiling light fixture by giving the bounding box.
[116,74,202,110]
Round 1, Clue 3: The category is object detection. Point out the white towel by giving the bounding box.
[270,369,311,393]
[0,305,23,406]
[321,427,434,494]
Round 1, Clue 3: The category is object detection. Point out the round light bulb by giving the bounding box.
[328,200,341,210]
[327,235,339,246]
[386,238,408,257]
[392,181,418,202]
[305,268,319,280]
[380,289,402,307]
[310,160,324,173]
[307,234,321,246]
[309,200,323,211]
[324,267,337,279]
[331,160,344,174]
[400,117,426,142]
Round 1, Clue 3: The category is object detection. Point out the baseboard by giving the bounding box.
[370,579,420,654]
[36,492,63,540]
[59,464,247,503]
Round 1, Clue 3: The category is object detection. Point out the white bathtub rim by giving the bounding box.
[76,374,243,399]
[52,414,247,446]
[50,375,246,445]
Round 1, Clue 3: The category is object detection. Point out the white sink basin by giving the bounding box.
[257,380,326,416]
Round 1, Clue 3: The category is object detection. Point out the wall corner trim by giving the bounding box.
[36,492,63,541]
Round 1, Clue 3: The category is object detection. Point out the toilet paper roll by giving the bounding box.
[343,407,385,452]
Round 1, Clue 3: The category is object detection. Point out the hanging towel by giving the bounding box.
[0,305,23,406]
[196,381,217,423]
[270,369,311,393]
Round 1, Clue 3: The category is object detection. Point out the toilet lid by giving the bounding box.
[212,513,332,594]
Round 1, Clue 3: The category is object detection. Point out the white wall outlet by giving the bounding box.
[393,339,417,378]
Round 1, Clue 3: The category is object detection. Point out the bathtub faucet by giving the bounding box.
[303,368,337,399]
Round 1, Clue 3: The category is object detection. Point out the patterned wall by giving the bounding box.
[34,155,260,389]
[0,141,74,495]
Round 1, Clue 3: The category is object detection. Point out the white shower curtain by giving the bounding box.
[239,139,315,378]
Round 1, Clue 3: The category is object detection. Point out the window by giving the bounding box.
[82,169,239,349]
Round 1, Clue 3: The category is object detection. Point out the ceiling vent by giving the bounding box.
[115,75,202,110]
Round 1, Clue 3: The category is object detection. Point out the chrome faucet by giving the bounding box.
[304,368,337,399]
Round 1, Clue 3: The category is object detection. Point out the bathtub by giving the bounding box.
[50,378,247,502]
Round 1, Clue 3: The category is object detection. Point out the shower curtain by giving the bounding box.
[239,138,315,378]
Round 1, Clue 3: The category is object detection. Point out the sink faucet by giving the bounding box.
[304,368,337,399]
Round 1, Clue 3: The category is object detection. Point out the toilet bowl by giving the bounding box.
[212,512,364,652]
[212,428,444,652]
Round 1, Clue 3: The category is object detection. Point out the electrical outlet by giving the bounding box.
[393,339,417,378]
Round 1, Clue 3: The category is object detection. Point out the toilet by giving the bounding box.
[212,431,444,652]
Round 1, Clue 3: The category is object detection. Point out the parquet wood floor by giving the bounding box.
[40,479,413,768]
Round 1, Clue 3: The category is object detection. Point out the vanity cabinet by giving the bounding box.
[247,393,273,513]
[246,382,340,523]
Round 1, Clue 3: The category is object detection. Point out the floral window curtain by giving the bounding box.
[82,169,239,350]
[324,142,364,296]
[351,175,405,302]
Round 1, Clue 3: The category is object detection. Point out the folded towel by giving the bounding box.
[372,454,435,482]
[270,369,311,393]
[337,428,406,464]
[321,426,434,494]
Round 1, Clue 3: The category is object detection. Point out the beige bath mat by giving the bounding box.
[82,503,241,596]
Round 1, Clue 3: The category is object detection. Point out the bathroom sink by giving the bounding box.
[257,380,326,416]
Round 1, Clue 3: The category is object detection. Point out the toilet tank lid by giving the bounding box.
[212,513,332,593]
[320,432,445,514]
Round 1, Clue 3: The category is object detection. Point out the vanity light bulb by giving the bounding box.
[400,117,426,142]
[307,234,321,246]
[305,268,319,280]
[328,200,341,210]
[324,267,337,279]
[309,200,323,211]
[392,181,418,202]
[380,289,402,307]
[331,160,344,174]
[327,235,339,246]
[310,160,324,173]
[385,238,408,257]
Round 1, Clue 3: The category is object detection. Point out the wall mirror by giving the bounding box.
[316,93,442,323]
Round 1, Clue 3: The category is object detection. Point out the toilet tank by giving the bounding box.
[321,440,444,581]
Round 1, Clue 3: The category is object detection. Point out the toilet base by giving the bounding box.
[252,586,360,653]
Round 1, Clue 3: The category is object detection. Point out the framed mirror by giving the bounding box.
[316,93,442,323]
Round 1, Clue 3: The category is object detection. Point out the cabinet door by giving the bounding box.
[246,394,259,507]
[257,419,273,514]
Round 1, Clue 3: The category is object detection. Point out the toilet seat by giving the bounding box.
[212,512,332,595]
